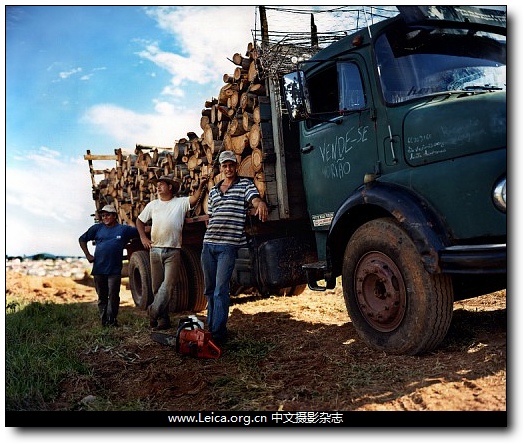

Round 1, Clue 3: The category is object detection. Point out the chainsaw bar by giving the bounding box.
[150,332,177,347]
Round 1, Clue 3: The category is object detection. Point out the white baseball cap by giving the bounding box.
[99,204,117,214]
[219,150,237,164]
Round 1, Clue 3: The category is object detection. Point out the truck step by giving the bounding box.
[302,261,336,292]
[302,261,328,271]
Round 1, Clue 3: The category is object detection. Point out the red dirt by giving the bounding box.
[6,271,506,412]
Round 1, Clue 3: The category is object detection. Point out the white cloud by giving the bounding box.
[160,83,184,98]
[136,43,205,87]
[6,149,92,222]
[5,148,98,257]
[58,67,82,79]
[143,6,256,86]
[82,103,201,146]
[153,100,175,115]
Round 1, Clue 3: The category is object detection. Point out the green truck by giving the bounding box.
[90,6,506,355]
[275,5,507,354]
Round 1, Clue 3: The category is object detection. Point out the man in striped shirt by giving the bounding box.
[201,150,268,345]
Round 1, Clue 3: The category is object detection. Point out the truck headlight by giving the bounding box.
[493,176,506,212]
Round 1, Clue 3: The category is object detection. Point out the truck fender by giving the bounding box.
[327,182,451,275]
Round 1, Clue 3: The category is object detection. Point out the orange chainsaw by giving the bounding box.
[150,317,221,359]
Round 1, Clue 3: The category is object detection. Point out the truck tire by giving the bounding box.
[169,258,189,313]
[342,217,453,355]
[181,246,207,312]
[128,250,153,310]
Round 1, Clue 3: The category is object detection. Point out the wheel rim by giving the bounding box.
[354,251,407,332]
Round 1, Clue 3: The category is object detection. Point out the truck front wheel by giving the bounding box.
[342,218,453,355]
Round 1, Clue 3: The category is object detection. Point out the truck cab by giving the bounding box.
[282,6,506,354]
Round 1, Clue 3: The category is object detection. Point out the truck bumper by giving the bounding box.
[439,243,507,274]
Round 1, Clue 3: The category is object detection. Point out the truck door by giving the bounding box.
[298,59,377,239]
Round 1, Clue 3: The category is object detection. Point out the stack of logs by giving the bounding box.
[88,42,271,226]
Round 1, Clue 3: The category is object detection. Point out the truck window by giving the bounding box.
[307,64,338,115]
[306,62,365,126]
[338,63,366,111]
[375,26,506,104]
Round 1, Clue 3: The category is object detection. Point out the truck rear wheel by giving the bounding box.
[167,247,206,313]
[181,246,207,312]
[128,250,153,310]
[169,257,189,312]
[342,218,453,355]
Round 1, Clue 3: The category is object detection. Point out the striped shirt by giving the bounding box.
[203,177,260,246]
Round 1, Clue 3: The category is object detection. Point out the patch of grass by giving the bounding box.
[5,300,118,411]
[209,374,276,410]
[207,335,277,410]
[5,297,282,411]
[226,334,275,367]
[77,396,162,412]
[338,361,408,391]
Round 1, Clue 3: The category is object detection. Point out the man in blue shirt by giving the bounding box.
[201,150,268,344]
[79,204,139,326]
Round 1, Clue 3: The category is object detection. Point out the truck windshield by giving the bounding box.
[375,26,506,104]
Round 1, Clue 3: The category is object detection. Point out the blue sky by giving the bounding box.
[4,4,403,258]
[5,5,262,257]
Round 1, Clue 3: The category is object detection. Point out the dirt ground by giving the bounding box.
[5,271,506,412]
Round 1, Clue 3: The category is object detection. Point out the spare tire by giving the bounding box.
[128,250,153,310]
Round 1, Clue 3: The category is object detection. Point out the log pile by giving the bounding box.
[86,42,271,226]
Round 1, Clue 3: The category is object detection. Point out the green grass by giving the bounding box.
[207,335,276,410]
[5,300,114,411]
[5,297,279,412]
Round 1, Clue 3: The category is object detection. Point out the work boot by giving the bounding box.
[147,306,158,328]
[153,317,171,331]
[211,333,228,347]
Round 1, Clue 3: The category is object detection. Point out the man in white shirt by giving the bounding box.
[136,174,206,330]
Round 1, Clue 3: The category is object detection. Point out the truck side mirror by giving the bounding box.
[282,71,310,122]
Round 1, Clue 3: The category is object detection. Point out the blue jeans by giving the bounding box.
[201,243,238,340]
[93,274,121,325]
[149,247,181,322]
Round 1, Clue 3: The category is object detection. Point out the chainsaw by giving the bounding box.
[150,316,221,359]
